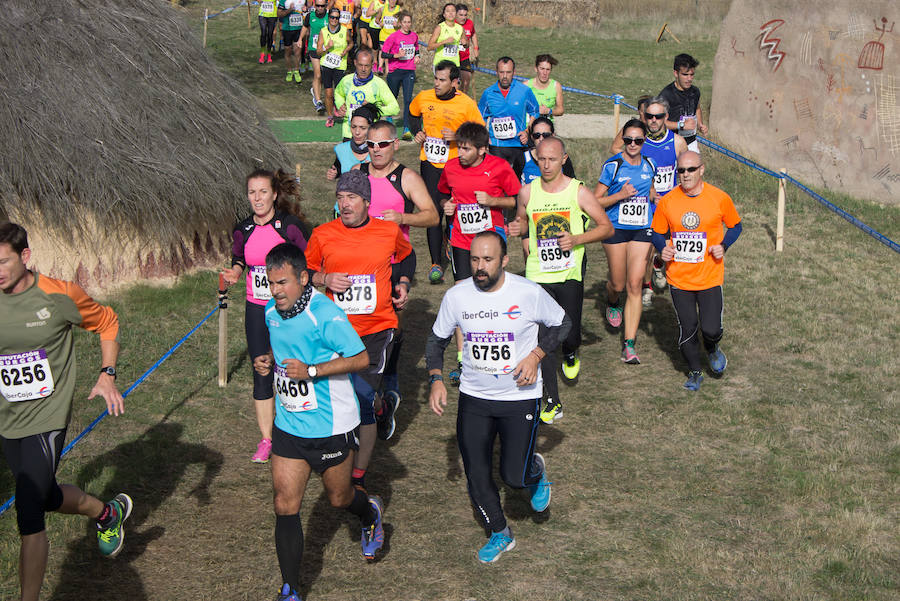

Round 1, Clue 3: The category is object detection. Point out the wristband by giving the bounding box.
[428,374,443,385]
[529,349,543,361]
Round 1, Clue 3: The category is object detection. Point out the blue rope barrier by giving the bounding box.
[0,305,220,517]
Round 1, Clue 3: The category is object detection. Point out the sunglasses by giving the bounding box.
[366,139,396,148]
[532,131,553,139]
[644,112,666,120]
[676,165,701,174]
[622,137,644,146]
[315,3,327,6]
[329,14,340,18]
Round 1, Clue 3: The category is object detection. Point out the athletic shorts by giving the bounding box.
[459,58,473,72]
[272,425,358,473]
[351,328,395,425]
[2,429,67,535]
[282,29,302,46]
[321,66,345,89]
[602,227,654,244]
[308,49,320,60]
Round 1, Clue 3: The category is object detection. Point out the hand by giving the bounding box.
[442,127,456,142]
[511,352,540,387]
[429,381,448,416]
[698,122,708,135]
[326,165,338,181]
[443,200,456,216]
[414,131,426,144]
[539,105,550,115]
[221,265,242,286]
[253,353,274,376]
[325,39,333,50]
[324,272,351,292]
[620,181,637,200]
[709,244,725,260]
[682,117,697,131]
[660,245,675,262]
[556,231,575,252]
[392,282,409,309]
[282,358,310,380]
[414,55,420,64]
[507,217,522,237]
[380,209,403,224]
[334,106,346,118]
[473,190,491,205]
[89,374,124,416]
[518,130,529,145]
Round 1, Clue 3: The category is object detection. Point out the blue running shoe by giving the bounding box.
[708,346,727,376]
[448,362,462,386]
[361,495,384,561]
[476,531,516,564]
[683,371,704,391]
[276,583,302,601]
[528,453,552,512]
[377,390,400,441]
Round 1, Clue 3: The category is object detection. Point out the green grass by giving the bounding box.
[2,5,900,601]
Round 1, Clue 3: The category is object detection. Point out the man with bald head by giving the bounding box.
[509,135,613,423]
[650,151,742,391]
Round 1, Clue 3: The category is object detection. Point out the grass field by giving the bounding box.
[2,3,899,601]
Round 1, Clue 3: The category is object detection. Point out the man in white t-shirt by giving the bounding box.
[425,230,571,564]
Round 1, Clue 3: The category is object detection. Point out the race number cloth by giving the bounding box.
[265,289,365,438]
[431,273,564,401]
[490,116,517,140]
[322,52,342,69]
[332,275,376,315]
[408,89,483,166]
[424,136,449,164]
[617,195,650,226]
[249,265,272,301]
[0,351,54,402]
[651,182,741,291]
[456,203,491,234]
[536,238,573,272]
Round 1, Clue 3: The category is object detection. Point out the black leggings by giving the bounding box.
[456,393,543,533]
[245,301,274,400]
[2,429,67,535]
[450,245,472,281]
[669,285,724,372]
[421,160,449,266]
[539,271,585,400]
[259,16,277,50]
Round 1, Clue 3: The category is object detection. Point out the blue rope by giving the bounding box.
[0,305,220,517]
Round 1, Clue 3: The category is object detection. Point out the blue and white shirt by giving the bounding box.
[598,153,657,229]
[478,80,540,148]
[642,130,678,196]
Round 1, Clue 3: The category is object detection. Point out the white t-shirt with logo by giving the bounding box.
[431,273,564,401]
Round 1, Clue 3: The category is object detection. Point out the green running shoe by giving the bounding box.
[97,493,133,558]
[561,353,580,380]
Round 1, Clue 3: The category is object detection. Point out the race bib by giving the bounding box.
[457,203,492,234]
[261,1,275,13]
[537,237,573,272]
[339,10,351,24]
[399,43,415,60]
[672,231,708,263]
[250,265,272,301]
[442,44,458,58]
[322,51,342,69]
[0,350,55,402]
[275,365,318,412]
[289,13,303,27]
[618,195,649,226]
[311,34,318,47]
[654,165,675,194]
[332,274,377,314]
[490,116,517,140]
[383,15,397,29]
[466,332,516,375]
[423,136,449,163]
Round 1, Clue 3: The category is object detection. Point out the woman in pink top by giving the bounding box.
[222,169,311,464]
[381,11,419,140]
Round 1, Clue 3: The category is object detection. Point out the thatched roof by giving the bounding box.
[0,0,293,289]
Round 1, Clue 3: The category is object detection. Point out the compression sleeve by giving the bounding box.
[408,113,423,135]
[563,157,576,179]
[651,231,668,253]
[425,331,453,372]
[231,226,247,268]
[537,312,571,356]
[722,221,742,251]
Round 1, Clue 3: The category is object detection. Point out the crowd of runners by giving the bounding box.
[0,4,742,599]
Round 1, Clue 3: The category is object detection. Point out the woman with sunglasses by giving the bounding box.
[594,118,659,365]
[514,117,575,185]
[317,8,353,127]
[327,103,379,181]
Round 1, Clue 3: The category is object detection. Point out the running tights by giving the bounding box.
[670,285,724,372]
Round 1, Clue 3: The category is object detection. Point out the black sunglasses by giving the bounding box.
[622,137,644,146]
[366,139,396,148]
[532,131,553,139]
[676,166,701,174]
[644,112,666,120]
[329,14,340,18]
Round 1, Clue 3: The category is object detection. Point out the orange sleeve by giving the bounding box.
[67,282,119,341]
[408,93,421,118]
[651,195,670,235]
[467,101,486,125]
[305,229,324,272]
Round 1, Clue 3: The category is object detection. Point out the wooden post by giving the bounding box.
[776,168,786,252]
[217,272,228,388]
[482,0,486,25]
[247,0,253,28]
[656,22,681,44]
[613,95,622,138]
[203,8,209,48]
[295,162,302,178]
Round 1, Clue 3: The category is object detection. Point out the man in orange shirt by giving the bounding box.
[305,170,414,489]
[409,60,484,284]
[650,151,742,391]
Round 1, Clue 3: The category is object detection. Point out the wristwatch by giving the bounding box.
[100,366,117,379]
[307,364,317,378]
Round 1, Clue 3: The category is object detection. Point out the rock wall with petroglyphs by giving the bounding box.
[710,2,899,204]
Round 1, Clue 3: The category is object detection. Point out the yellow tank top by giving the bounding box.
[379,3,402,42]
[433,21,463,66]
[525,178,587,283]
[359,0,382,24]
[320,26,349,71]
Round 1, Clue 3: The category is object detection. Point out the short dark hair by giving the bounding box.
[496,56,515,70]
[455,121,490,149]
[535,54,558,67]
[455,3,468,11]
[622,118,648,137]
[369,120,397,138]
[435,60,460,81]
[528,116,555,137]
[265,243,307,281]
[636,94,652,112]
[472,230,507,257]
[673,53,698,71]
[351,102,381,124]
[0,222,28,255]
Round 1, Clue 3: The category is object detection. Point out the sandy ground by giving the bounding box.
[553,113,621,139]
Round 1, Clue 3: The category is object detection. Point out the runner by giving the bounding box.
[609,95,650,154]
[256,243,384,601]
[513,117,575,186]
[222,169,311,463]
[1,222,132,601]
[478,56,540,177]
[300,0,330,113]
[326,102,379,182]
[455,3,478,95]
[376,0,403,75]
[408,60,484,284]
[650,151,741,390]
[334,47,400,140]
[317,7,353,127]
[427,3,465,71]
[594,118,658,364]
[277,0,306,84]
[508,136,613,423]
[357,0,383,57]
[426,230,570,563]
[258,0,279,64]
[525,54,564,119]
[305,170,414,490]
[438,121,519,382]
[381,11,420,141]
[659,53,708,152]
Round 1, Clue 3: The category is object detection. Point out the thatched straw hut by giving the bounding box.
[0,0,293,292]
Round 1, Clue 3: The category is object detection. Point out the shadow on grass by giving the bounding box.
[390,297,434,444]
[48,421,223,601]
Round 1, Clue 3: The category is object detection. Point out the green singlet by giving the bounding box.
[524,178,587,283]
[525,78,558,118]
[433,21,463,67]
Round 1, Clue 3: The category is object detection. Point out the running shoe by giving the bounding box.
[448,362,462,386]
[683,371,704,391]
[606,305,623,328]
[401,129,413,141]
[316,101,326,114]
[528,453,551,512]
[652,257,667,291]
[428,263,444,284]
[266,54,273,63]
[96,493,133,558]
[276,583,302,601]
[361,495,385,561]
[621,341,640,364]
[561,353,580,380]
[325,116,335,128]
[310,87,318,108]
[293,70,302,83]
[251,438,272,463]
[259,52,266,64]
[476,531,516,564]
[708,346,728,376]
[642,286,653,307]
[539,398,563,424]
[285,70,294,82]
[377,390,400,441]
